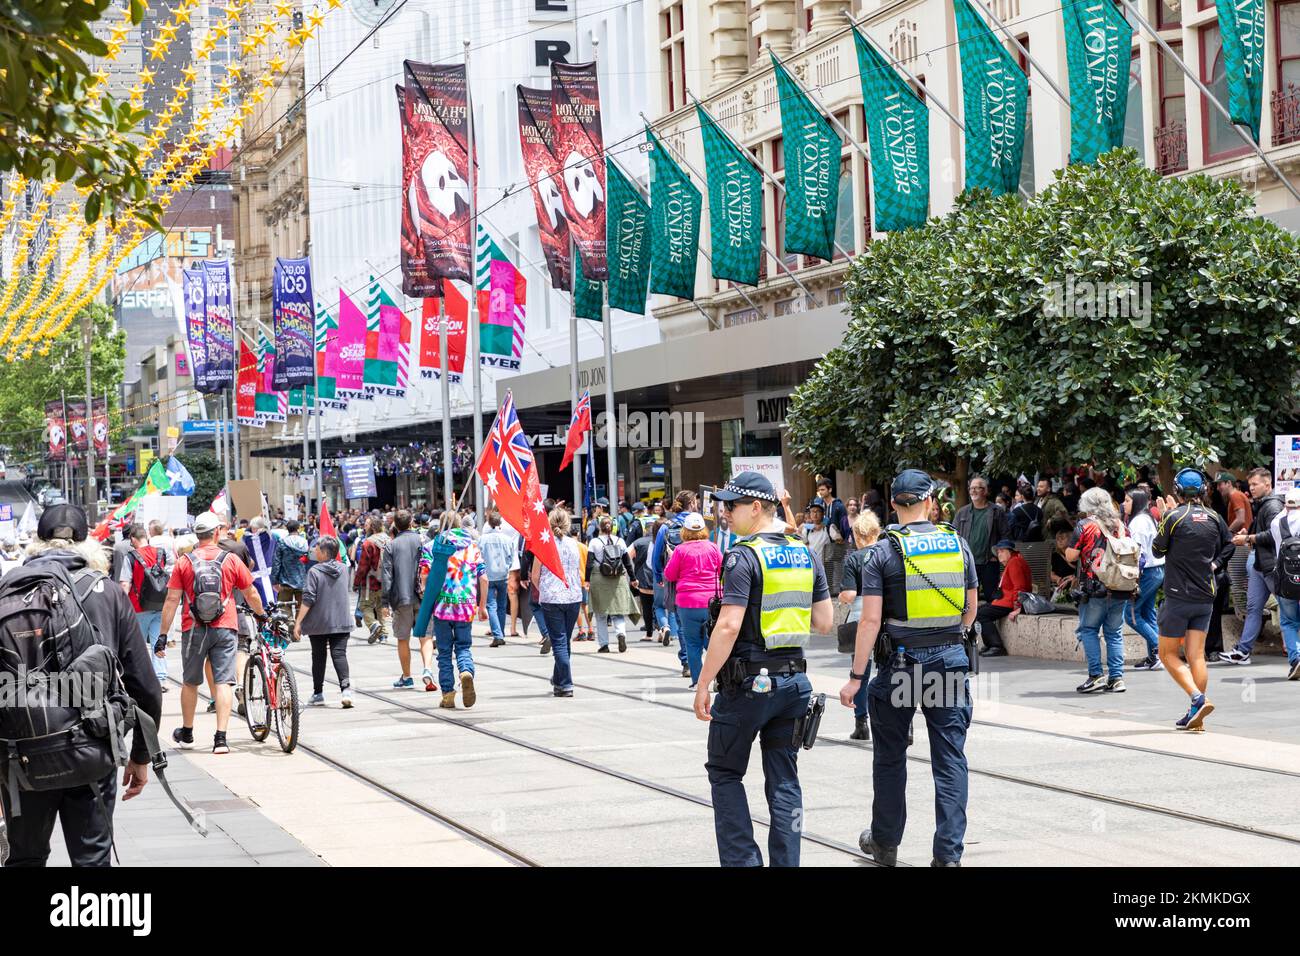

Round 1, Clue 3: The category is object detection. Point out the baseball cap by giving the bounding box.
[806,499,825,512]
[632,502,646,513]
[37,503,88,542]
[1174,468,1205,494]
[596,497,609,507]
[993,538,1018,551]
[1214,471,1236,485]
[890,469,934,503]
[194,512,221,534]
[682,512,706,532]
[712,471,780,503]
[1286,488,1300,508]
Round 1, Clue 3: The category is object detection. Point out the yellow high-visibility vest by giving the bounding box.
[739,534,814,650]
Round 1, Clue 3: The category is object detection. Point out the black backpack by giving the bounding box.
[189,551,230,625]
[131,550,170,612]
[596,536,626,578]
[0,561,204,838]
[1276,521,1300,599]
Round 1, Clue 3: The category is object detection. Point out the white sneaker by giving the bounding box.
[341,687,355,708]
[1150,655,1164,671]
[1221,648,1252,665]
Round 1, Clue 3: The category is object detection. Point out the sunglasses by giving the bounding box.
[722,498,756,512]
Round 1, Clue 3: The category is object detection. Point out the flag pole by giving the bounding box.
[437,292,454,511]
[966,0,1071,107]
[1117,0,1300,204]
[591,35,619,511]
[60,388,70,501]
[568,236,582,512]
[687,91,856,261]
[640,111,820,309]
[465,38,485,529]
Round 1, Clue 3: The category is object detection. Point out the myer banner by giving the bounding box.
[403,60,474,282]
[1216,0,1265,142]
[517,85,571,291]
[396,85,443,298]
[1062,0,1133,164]
[475,226,525,372]
[419,291,466,383]
[333,290,367,396]
[236,340,260,425]
[852,26,930,231]
[954,0,1028,196]
[272,256,315,390]
[183,267,209,393]
[551,61,607,279]
[771,52,839,261]
[605,162,651,315]
[201,258,235,390]
[646,127,701,300]
[697,104,762,286]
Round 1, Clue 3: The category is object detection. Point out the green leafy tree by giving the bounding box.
[786,151,1300,495]
[174,451,223,512]
[0,0,161,227]
[0,301,124,467]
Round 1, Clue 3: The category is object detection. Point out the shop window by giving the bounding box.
[1273,0,1300,145]
[1124,48,1146,163]
[1201,24,1250,163]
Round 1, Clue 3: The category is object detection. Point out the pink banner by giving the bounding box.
[487,260,515,330]
[334,290,366,394]
[378,303,402,362]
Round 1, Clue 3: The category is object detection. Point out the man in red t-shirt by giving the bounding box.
[974,540,1033,656]
[160,512,265,754]
[118,522,169,689]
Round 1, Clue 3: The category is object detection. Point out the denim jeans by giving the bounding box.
[541,602,580,691]
[593,613,626,648]
[867,643,972,864]
[676,606,712,683]
[705,672,812,867]
[1276,595,1300,665]
[1124,564,1164,654]
[433,618,474,691]
[135,609,167,683]
[485,578,510,637]
[1077,594,1128,678]
[1237,552,1274,656]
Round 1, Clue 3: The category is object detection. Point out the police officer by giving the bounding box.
[694,472,833,867]
[839,469,979,868]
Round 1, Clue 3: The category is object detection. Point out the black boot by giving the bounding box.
[849,716,870,741]
[859,832,898,867]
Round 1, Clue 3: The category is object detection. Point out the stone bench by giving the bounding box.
[1003,609,1254,663]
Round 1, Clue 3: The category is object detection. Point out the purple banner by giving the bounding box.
[183,267,208,392]
[272,257,315,390]
[201,259,235,391]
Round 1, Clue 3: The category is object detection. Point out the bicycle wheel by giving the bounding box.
[244,655,271,742]
[274,663,300,754]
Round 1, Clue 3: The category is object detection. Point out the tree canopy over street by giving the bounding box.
[786,151,1300,491]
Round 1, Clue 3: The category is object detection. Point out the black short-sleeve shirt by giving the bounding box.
[721,531,829,662]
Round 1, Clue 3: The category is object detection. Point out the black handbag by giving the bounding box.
[837,620,857,654]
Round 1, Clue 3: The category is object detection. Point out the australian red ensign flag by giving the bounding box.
[560,389,591,472]
[476,391,565,579]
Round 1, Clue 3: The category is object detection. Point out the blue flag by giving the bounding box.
[246,530,277,608]
[164,456,195,496]
[584,435,596,511]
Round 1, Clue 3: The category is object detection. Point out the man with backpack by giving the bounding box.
[354,515,391,644]
[119,523,170,692]
[159,512,266,755]
[381,509,424,673]
[1266,487,1300,682]
[1,504,164,866]
[1153,469,1235,730]
[652,489,698,677]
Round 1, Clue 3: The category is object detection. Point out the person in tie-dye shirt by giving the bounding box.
[432,525,487,710]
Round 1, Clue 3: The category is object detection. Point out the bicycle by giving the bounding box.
[243,605,301,754]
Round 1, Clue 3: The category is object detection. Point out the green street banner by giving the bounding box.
[696,104,762,286]
[1062,0,1133,164]
[851,26,930,230]
[574,248,603,320]
[646,127,701,300]
[770,52,838,261]
[1215,0,1265,142]
[954,0,1028,196]
[605,161,651,315]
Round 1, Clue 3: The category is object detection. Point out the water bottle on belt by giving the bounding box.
[751,668,772,694]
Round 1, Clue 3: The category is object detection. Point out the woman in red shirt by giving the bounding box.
[974,539,1032,657]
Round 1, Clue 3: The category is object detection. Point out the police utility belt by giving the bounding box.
[717,657,806,691]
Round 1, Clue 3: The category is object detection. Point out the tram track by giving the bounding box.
[430,636,1300,849]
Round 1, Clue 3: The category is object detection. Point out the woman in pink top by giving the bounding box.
[663,512,723,688]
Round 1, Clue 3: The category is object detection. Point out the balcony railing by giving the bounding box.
[1272,84,1300,147]
[1154,121,1188,175]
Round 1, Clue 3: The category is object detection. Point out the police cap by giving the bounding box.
[713,472,780,503]
[890,469,934,505]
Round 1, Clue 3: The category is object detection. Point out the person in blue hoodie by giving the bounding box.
[272,519,311,609]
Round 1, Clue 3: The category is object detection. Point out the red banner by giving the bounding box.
[67,399,88,453]
[45,400,65,461]
[396,85,443,298]
[418,292,467,382]
[550,61,606,279]
[403,60,474,284]
[92,397,108,460]
[236,340,259,422]
[517,85,571,291]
